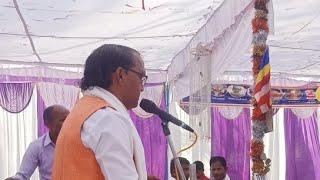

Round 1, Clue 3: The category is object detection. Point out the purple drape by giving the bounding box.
[130,99,167,180]
[211,108,251,180]
[284,109,320,180]
[0,83,34,113]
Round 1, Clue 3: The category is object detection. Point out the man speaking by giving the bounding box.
[52,44,156,180]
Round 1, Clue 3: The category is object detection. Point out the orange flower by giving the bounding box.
[255,10,268,19]
[252,159,265,173]
[252,158,271,175]
[252,56,261,75]
[252,18,269,33]
[253,45,266,57]
[250,140,264,157]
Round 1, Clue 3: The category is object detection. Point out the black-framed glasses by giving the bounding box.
[127,68,148,85]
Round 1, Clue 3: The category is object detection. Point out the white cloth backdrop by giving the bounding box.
[291,108,317,119]
[0,89,39,180]
[37,82,80,110]
[264,108,286,180]
[218,106,244,120]
[168,102,212,179]
[168,105,250,179]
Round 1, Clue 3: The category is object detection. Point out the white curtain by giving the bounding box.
[291,108,317,119]
[0,89,39,180]
[168,102,211,179]
[218,106,244,120]
[264,108,286,180]
[37,82,80,110]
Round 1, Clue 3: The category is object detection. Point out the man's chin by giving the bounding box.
[134,98,141,107]
[127,102,138,110]
[213,176,223,180]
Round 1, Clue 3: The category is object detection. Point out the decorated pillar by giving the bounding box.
[251,0,272,179]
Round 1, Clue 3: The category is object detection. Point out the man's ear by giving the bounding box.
[44,120,51,128]
[114,67,127,82]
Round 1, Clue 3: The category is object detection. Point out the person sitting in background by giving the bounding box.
[170,157,190,179]
[193,161,210,180]
[6,105,69,180]
[210,156,230,180]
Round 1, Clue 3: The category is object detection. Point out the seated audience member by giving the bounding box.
[6,105,69,180]
[170,157,190,179]
[210,156,230,180]
[193,160,210,180]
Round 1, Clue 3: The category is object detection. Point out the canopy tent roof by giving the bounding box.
[0,0,223,82]
[0,0,319,86]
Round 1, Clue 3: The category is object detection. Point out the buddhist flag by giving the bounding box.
[254,47,271,116]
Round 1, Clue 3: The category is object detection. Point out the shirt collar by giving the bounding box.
[44,132,54,147]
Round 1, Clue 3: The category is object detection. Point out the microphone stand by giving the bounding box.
[161,119,187,180]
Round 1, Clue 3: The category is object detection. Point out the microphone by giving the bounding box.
[140,99,194,133]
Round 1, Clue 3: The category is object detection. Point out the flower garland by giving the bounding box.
[251,0,271,178]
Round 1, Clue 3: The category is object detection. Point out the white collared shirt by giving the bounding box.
[81,86,147,180]
[13,133,55,180]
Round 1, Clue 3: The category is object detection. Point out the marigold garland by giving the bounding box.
[251,0,271,178]
[252,18,269,33]
[255,10,268,19]
[252,159,265,173]
[253,44,267,57]
[252,158,271,175]
[250,140,264,157]
[252,56,261,75]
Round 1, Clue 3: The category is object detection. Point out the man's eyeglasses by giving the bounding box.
[127,68,148,85]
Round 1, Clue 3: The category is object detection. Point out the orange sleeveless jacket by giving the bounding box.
[52,96,109,180]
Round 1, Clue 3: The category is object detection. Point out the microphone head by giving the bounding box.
[139,99,159,114]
